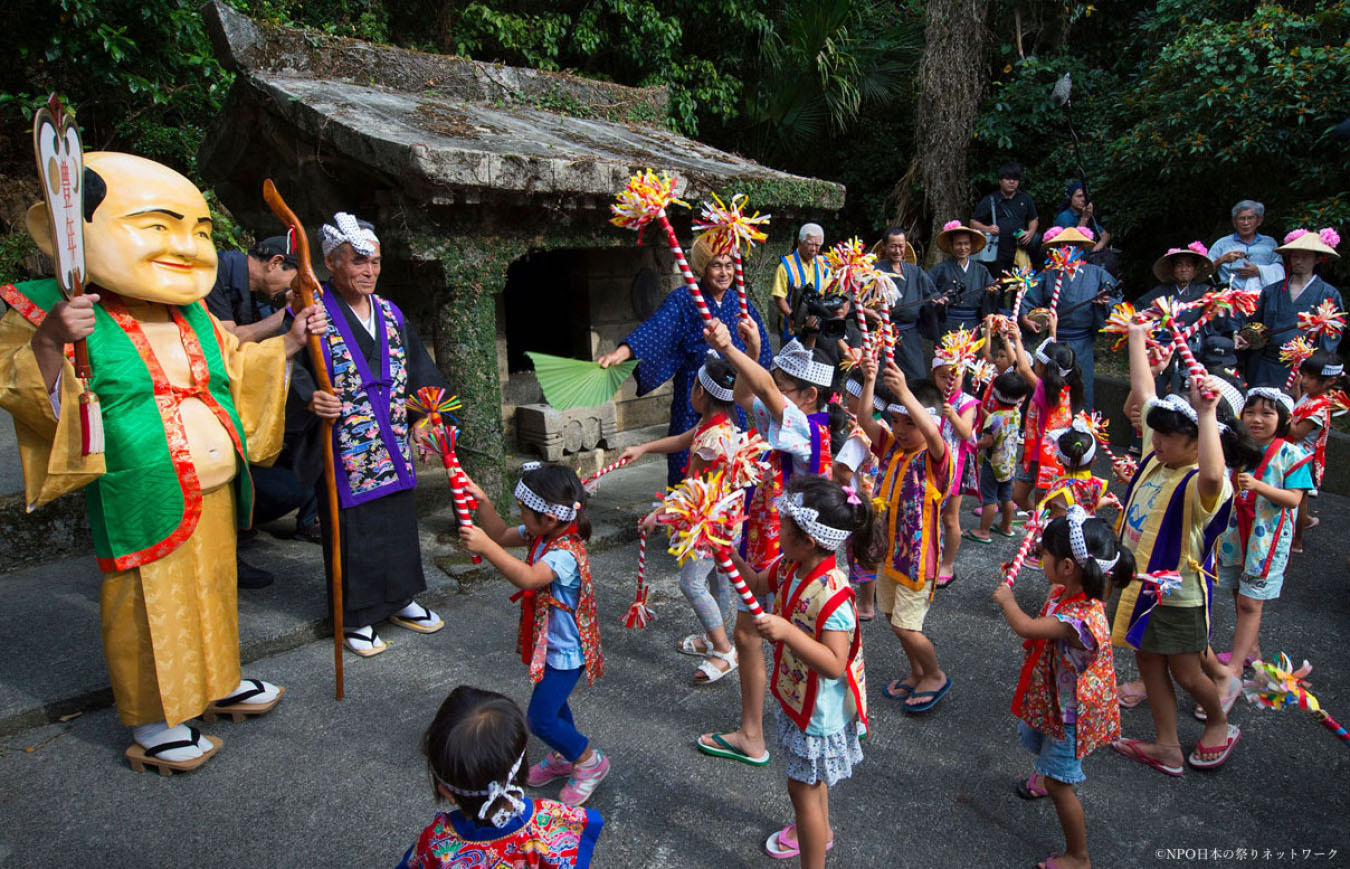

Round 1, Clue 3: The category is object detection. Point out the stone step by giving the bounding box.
[0,457,662,737]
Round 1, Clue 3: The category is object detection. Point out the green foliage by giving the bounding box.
[973,0,1350,290]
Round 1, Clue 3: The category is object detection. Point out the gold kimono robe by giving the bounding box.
[0,300,288,727]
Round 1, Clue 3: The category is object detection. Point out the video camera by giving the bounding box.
[792,288,849,341]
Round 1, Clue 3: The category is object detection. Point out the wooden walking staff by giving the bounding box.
[262,179,346,699]
[32,94,103,455]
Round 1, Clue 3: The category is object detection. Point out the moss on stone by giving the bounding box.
[716,177,845,212]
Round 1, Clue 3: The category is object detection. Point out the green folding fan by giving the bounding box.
[526,352,638,410]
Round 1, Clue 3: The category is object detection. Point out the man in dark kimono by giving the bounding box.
[1020,226,1120,409]
[1136,244,1228,395]
[293,213,448,657]
[1240,229,1343,387]
[876,227,938,381]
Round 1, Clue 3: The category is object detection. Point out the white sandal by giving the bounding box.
[677,633,711,657]
[694,649,738,684]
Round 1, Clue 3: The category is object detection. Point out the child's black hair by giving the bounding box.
[774,346,835,411]
[1039,514,1136,601]
[519,464,591,540]
[1055,426,1096,473]
[990,370,1030,405]
[905,378,945,412]
[695,356,738,417]
[783,475,882,571]
[845,368,899,410]
[826,402,854,460]
[1144,396,1262,470]
[1300,349,1343,387]
[1038,342,1085,414]
[1243,390,1292,439]
[422,685,528,821]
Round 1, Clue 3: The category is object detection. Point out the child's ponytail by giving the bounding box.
[1040,507,1136,601]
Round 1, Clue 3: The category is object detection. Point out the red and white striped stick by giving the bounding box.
[878,304,896,366]
[1048,272,1065,312]
[733,247,749,322]
[850,289,873,355]
[656,211,712,325]
[625,523,655,628]
[444,429,481,565]
[1165,323,1216,400]
[713,546,764,617]
[1002,513,1044,587]
[582,455,633,489]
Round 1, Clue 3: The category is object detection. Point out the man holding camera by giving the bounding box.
[793,286,863,370]
[771,223,830,343]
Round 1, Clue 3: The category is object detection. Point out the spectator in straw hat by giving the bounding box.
[929,220,998,338]
[1241,228,1343,387]
[1137,242,1225,395]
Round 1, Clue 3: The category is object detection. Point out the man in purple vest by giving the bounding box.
[292,213,449,657]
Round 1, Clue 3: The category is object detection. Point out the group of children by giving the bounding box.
[395,307,1342,868]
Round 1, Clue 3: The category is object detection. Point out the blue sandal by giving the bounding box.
[904,677,952,713]
[882,680,915,700]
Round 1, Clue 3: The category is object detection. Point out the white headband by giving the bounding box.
[515,464,579,522]
[1034,338,1072,377]
[1213,377,1246,421]
[1323,363,1344,377]
[321,211,380,256]
[991,385,1019,406]
[698,364,735,403]
[1247,386,1294,415]
[776,491,849,551]
[887,402,939,420]
[1145,394,1230,434]
[773,339,835,388]
[1066,505,1120,574]
[437,751,527,828]
[1046,416,1097,467]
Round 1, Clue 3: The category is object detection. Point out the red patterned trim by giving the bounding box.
[168,307,245,459]
[0,283,46,328]
[96,295,203,572]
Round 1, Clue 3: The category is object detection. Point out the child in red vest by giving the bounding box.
[1289,349,1342,552]
[993,508,1133,869]
[725,476,874,865]
[461,465,608,807]
[399,685,603,868]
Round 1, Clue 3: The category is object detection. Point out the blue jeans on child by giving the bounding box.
[528,665,589,762]
[979,462,1013,506]
[1018,720,1085,784]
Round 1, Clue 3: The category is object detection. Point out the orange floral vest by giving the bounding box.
[769,556,869,736]
[516,532,604,686]
[1011,590,1119,758]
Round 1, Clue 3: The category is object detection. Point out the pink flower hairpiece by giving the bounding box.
[1079,227,1095,242]
[1285,228,1310,244]
[1187,240,1208,256]
[1320,227,1341,250]
[1042,226,1063,243]
[942,219,962,231]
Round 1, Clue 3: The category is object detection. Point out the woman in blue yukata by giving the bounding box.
[598,236,773,486]
[1239,228,1343,388]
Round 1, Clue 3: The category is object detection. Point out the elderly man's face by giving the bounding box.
[951,234,972,258]
[1173,257,1197,284]
[327,243,382,297]
[1232,209,1262,238]
[885,234,907,263]
[705,255,734,292]
[798,234,822,259]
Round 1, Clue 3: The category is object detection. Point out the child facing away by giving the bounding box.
[1109,322,1246,775]
[966,369,1030,543]
[724,476,873,867]
[993,508,1133,869]
[855,356,954,714]
[931,356,981,588]
[1289,349,1343,551]
[398,685,603,868]
[1038,420,1110,519]
[459,465,609,806]
[697,321,838,767]
[623,355,741,684]
[1008,320,1087,512]
[1211,387,1313,708]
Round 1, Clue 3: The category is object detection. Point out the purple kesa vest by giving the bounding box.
[320,289,416,508]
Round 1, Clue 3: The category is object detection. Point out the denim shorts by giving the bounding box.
[1015,463,1037,485]
[1018,721,1085,785]
[1216,567,1285,601]
[979,462,1013,506]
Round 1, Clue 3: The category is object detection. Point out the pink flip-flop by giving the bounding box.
[1112,738,1185,777]
[1189,724,1242,770]
[764,824,835,859]
[1215,652,1257,668]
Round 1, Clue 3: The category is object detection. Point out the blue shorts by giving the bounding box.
[979,462,1013,506]
[1018,721,1085,785]
[1015,463,1037,485]
[1216,567,1285,601]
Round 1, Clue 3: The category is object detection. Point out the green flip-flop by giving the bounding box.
[991,526,1018,538]
[961,529,993,545]
[697,732,770,766]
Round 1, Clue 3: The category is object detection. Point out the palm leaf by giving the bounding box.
[526,352,638,411]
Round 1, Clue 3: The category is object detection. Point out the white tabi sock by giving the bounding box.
[132,722,209,763]
[218,678,280,706]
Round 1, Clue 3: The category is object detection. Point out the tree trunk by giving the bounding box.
[902,0,992,264]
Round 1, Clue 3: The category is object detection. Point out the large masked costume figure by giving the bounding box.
[0,152,323,773]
